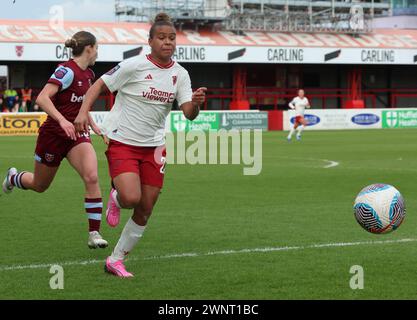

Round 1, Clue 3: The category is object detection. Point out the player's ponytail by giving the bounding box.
[64,38,77,49]
[64,31,96,57]
[149,12,175,39]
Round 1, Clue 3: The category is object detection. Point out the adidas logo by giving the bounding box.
[145,74,153,80]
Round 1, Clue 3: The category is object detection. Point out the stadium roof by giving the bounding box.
[1,19,416,47]
[0,20,416,64]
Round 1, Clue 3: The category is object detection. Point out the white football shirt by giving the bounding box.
[101,54,193,146]
[289,97,310,116]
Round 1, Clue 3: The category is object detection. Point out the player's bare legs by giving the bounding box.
[67,142,101,198]
[67,142,108,249]
[3,163,56,194]
[105,181,160,278]
[287,121,300,141]
[296,117,307,140]
[104,173,142,277]
[106,172,141,228]
[131,184,161,226]
[3,161,59,194]
[113,173,142,208]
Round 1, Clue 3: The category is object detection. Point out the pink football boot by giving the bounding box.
[104,257,134,278]
[106,188,121,227]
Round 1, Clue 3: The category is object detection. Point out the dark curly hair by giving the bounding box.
[149,13,175,39]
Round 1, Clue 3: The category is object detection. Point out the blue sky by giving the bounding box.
[0,0,116,22]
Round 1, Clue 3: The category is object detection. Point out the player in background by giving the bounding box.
[2,31,108,249]
[74,13,206,277]
[287,89,310,141]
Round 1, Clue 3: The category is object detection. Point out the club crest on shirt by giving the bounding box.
[172,76,177,85]
[54,67,68,79]
[45,153,55,162]
[106,65,120,75]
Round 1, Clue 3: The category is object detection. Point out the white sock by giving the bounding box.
[296,125,305,137]
[110,218,146,262]
[288,128,295,139]
[112,189,121,209]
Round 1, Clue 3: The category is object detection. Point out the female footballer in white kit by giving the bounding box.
[74,13,206,277]
[287,89,310,141]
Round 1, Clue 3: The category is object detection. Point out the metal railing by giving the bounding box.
[8,87,417,113]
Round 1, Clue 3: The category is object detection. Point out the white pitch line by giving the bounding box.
[273,156,340,169]
[0,238,415,272]
[323,159,340,168]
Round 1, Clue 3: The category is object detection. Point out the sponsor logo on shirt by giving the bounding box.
[142,87,175,103]
[70,93,85,103]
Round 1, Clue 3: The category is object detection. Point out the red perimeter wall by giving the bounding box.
[268,110,283,131]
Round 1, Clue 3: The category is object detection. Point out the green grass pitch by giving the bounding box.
[0,129,417,299]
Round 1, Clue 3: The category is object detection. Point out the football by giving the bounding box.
[354,184,406,234]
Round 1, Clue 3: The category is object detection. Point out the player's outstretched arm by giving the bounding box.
[74,78,108,133]
[88,112,109,144]
[88,113,101,136]
[180,87,207,121]
[36,83,77,141]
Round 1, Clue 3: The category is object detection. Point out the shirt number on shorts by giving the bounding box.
[160,156,166,174]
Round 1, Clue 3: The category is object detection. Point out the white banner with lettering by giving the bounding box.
[1,42,416,65]
[283,109,383,131]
